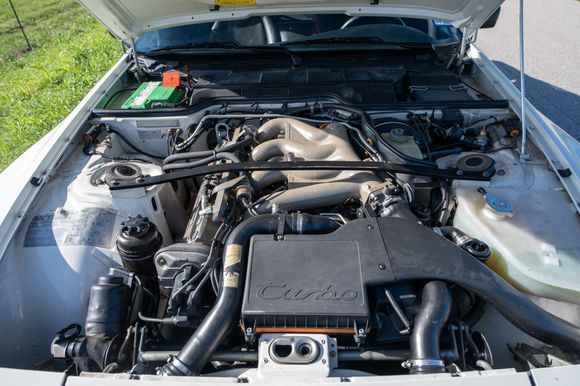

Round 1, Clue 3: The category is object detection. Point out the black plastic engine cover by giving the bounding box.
[242,217,399,330]
[243,236,370,329]
[241,217,580,352]
[242,216,469,331]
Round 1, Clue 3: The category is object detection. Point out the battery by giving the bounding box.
[121,81,185,109]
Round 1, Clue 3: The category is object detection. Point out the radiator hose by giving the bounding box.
[408,281,452,374]
[159,214,340,376]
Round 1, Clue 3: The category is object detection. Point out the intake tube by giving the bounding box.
[159,214,340,376]
[408,281,452,374]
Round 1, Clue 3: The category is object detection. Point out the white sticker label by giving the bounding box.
[132,81,160,107]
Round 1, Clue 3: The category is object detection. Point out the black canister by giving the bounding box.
[116,215,162,277]
[85,275,131,337]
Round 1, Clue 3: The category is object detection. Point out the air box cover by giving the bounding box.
[242,235,369,331]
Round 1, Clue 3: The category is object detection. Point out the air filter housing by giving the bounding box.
[242,234,370,333]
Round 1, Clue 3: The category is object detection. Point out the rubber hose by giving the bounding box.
[163,138,252,165]
[162,152,240,171]
[409,281,452,374]
[438,226,491,262]
[159,214,340,376]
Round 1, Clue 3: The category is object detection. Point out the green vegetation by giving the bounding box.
[0,0,119,170]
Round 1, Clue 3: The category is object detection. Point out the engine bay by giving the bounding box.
[1,45,579,381]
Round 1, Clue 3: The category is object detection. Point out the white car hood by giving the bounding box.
[77,0,503,43]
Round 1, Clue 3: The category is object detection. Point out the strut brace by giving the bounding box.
[108,160,492,190]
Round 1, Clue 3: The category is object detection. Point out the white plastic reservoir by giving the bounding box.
[451,152,580,304]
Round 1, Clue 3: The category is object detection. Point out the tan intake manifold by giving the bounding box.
[250,118,383,213]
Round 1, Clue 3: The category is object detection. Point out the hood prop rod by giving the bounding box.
[519,0,528,159]
[130,38,145,82]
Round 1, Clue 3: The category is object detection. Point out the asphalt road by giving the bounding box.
[476,0,580,140]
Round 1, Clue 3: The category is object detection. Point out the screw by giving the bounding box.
[358,329,364,335]
[263,358,268,363]
[276,234,284,241]
[246,327,252,333]
[367,224,373,230]
[322,359,326,364]
[497,169,506,176]
[321,339,326,344]
[378,264,386,270]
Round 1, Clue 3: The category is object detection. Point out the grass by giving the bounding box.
[0,0,119,170]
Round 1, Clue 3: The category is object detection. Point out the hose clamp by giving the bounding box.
[401,359,445,369]
[160,356,192,376]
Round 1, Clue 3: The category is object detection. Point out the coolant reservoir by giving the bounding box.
[453,183,580,304]
[381,128,423,159]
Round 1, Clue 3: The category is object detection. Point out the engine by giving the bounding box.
[49,109,580,378]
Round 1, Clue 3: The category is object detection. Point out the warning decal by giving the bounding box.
[24,208,116,248]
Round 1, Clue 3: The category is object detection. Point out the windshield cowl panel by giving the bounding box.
[135,14,461,54]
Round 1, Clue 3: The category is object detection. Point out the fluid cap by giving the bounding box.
[116,215,162,275]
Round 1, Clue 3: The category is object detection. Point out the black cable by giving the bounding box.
[106,126,165,159]
[461,81,493,100]
[83,144,153,164]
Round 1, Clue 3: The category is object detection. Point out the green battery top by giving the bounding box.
[121,81,185,109]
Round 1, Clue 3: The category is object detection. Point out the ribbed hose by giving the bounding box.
[408,281,452,374]
[159,214,340,376]
[162,152,240,171]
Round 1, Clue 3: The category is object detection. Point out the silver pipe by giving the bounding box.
[130,39,144,83]
[458,28,467,62]
[384,289,412,334]
[139,350,257,363]
[139,349,457,363]
[519,0,528,158]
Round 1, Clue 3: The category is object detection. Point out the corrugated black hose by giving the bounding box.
[158,214,340,376]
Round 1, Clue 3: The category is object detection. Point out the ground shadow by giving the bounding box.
[493,61,580,140]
